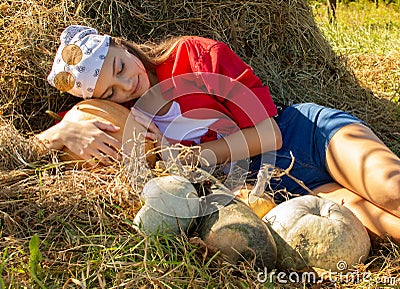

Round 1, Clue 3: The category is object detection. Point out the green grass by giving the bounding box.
[0,212,259,288]
[310,1,400,103]
[311,1,400,55]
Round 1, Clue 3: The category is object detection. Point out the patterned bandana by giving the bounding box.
[47,25,110,99]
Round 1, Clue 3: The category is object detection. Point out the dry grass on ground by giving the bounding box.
[1,0,400,288]
[346,52,400,102]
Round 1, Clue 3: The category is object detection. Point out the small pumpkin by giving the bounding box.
[234,166,276,218]
[134,175,200,235]
[263,195,371,271]
[61,99,156,167]
[234,185,276,218]
[197,184,277,270]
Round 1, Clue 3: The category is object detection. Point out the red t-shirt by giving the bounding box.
[151,36,277,144]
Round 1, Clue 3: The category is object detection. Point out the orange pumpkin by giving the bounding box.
[61,99,156,167]
[234,185,276,218]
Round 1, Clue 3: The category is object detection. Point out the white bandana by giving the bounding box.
[47,25,110,99]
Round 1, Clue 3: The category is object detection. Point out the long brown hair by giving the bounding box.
[111,36,183,72]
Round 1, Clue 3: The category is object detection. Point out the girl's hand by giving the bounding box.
[58,119,122,166]
[130,107,169,148]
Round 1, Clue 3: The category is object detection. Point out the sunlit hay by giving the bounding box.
[0,0,81,132]
[121,131,154,194]
[0,161,139,237]
[346,52,400,101]
[0,115,53,170]
[0,162,146,287]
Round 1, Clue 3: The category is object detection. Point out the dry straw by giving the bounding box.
[1,0,400,287]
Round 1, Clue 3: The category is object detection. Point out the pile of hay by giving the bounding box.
[1,0,399,152]
[1,0,400,287]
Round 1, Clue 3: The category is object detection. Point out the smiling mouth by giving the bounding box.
[131,76,140,96]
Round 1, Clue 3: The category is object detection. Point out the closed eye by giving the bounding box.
[118,62,124,75]
[106,88,114,100]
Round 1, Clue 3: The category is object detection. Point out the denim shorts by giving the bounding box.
[248,103,364,200]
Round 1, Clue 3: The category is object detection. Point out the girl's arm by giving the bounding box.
[132,106,282,166]
[199,117,282,166]
[36,121,67,151]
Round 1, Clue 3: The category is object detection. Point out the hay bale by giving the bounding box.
[0,115,49,170]
[0,0,399,154]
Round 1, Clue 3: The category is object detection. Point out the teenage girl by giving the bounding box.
[38,25,400,243]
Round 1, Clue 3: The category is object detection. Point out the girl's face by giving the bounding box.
[93,45,150,103]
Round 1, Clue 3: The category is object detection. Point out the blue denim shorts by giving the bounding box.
[248,103,363,200]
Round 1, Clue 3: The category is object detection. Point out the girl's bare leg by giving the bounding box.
[325,123,400,216]
[316,123,400,243]
[316,183,400,244]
